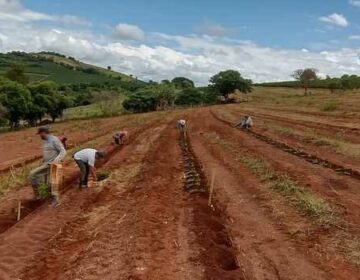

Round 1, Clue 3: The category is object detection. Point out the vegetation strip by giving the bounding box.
[211,110,360,180]
[239,156,338,226]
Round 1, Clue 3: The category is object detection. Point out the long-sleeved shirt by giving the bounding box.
[43,135,66,164]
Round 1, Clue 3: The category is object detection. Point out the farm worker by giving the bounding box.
[113,131,128,145]
[73,149,106,188]
[58,135,68,149]
[236,115,253,129]
[29,126,66,199]
[177,119,186,132]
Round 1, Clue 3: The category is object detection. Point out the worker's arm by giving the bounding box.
[53,138,67,162]
[89,166,97,181]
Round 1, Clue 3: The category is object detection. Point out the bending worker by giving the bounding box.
[73,148,106,188]
[235,115,253,129]
[113,131,128,145]
[29,126,66,200]
[177,119,186,133]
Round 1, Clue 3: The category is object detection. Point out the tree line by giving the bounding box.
[123,70,253,113]
[260,68,360,94]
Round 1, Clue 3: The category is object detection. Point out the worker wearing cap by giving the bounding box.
[73,149,106,188]
[29,126,66,199]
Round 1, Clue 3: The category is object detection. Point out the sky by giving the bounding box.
[0,0,360,84]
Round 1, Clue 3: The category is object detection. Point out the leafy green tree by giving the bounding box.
[201,87,219,104]
[161,79,171,85]
[0,80,32,127]
[209,70,252,101]
[292,68,318,95]
[28,81,72,122]
[175,88,203,106]
[123,90,157,113]
[172,77,195,89]
[5,64,29,85]
[328,80,341,94]
[154,83,177,110]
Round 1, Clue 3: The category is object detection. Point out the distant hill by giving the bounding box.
[0,51,133,85]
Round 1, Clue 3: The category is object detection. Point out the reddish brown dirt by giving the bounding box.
[0,118,158,236]
[217,107,360,170]
[0,116,174,280]
[187,108,360,279]
[211,108,360,227]
[222,106,360,143]
[0,107,359,280]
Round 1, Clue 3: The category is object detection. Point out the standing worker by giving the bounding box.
[29,126,66,202]
[73,149,106,188]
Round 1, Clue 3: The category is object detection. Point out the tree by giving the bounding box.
[172,77,194,89]
[0,80,32,127]
[209,70,252,101]
[175,88,203,106]
[161,79,171,85]
[328,80,341,94]
[28,81,72,122]
[292,68,318,95]
[5,64,29,84]
[154,83,176,110]
[123,91,157,113]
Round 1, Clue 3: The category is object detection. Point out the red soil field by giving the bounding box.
[0,106,359,280]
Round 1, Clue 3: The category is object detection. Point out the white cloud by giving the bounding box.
[113,23,144,41]
[349,35,360,40]
[350,0,360,7]
[0,0,90,26]
[196,20,235,37]
[0,1,359,85]
[319,13,349,27]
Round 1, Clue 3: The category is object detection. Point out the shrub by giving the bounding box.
[320,100,340,112]
[37,183,51,200]
[175,88,203,106]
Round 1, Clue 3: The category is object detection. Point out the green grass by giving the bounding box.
[0,163,36,196]
[320,100,340,112]
[63,95,127,120]
[239,155,337,225]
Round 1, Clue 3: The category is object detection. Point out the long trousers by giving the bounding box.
[29,164,49,196]
[75,160,90,187]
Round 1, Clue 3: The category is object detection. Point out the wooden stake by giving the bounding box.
[208,171,216,206]
[17,200,21,221]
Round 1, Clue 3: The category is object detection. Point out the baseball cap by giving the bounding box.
[36,126,50,134]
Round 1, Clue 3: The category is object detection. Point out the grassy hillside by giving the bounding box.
[0,51,132,84]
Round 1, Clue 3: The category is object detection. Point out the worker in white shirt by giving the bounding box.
[73,148,106,188]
